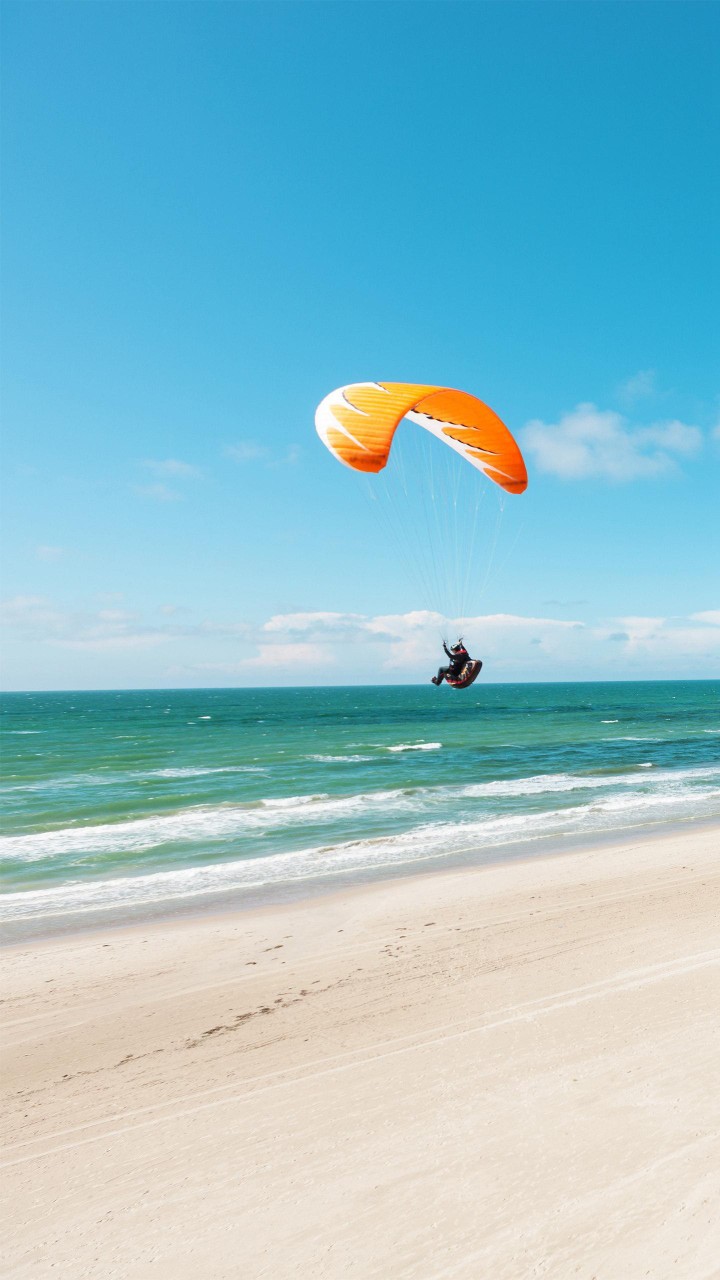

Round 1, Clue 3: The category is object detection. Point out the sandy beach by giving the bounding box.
[2,826,719,1279]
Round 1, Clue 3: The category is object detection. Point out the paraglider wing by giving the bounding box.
[315,381,527,494]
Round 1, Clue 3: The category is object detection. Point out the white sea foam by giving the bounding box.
[386,742,442,753]
[4,779,720,926]
[609,736,660,742]
[3,764,719,868]
[147,765,264,779]
[306,754,372,763]
[260,793,329,809]
[459,773,615,799]
[601,720,619,724]
[0,763,266,794]
[0,789,420,862]
[0,773,118,795]
[257,789,409,817]
[455,766,692,799]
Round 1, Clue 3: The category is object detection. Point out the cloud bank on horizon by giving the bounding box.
[2,596,718,690]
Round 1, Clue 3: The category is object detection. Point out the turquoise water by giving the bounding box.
[2,681,718,939]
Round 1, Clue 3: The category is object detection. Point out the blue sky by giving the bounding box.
[2,0,718,689]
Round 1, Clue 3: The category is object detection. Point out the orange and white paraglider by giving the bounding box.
[314,381,528,687]
[315,381,527,493]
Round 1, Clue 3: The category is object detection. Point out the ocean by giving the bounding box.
[2,681,718,941]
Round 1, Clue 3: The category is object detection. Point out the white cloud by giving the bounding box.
[242,642,337,669]
[60,633,169,652]
[36,545,64,562]
[521,403,702,481]
[618,370,656,402]
[3,599,718,684]
[142,459,201,478]
[97,609,134,622]
[542,599,588,608]
[196,619,253,639]
[134,483,182,503]
[160,604,192,616]
[635,420,702,454]
[599,614,720,662]
[2,596,68,636]
[610,615,665,636]
[224,441,301,466]
[254,609,585,671]
[224,441,269,463]
[1,596,169,652]
[133,459,201,502]
[240,608,720,678]
[263,611,367,637]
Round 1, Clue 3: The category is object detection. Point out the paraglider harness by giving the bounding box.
[439,640,483,689]
[445,658,482,688]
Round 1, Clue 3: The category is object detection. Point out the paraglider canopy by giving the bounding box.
[315,381,527,495]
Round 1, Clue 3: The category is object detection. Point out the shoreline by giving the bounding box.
[4,812,719,948]
[3,825,719,1276]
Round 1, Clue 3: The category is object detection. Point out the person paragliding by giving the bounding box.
[432,638,469,685]
[431,639,482,689]
[314,381,526,690]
